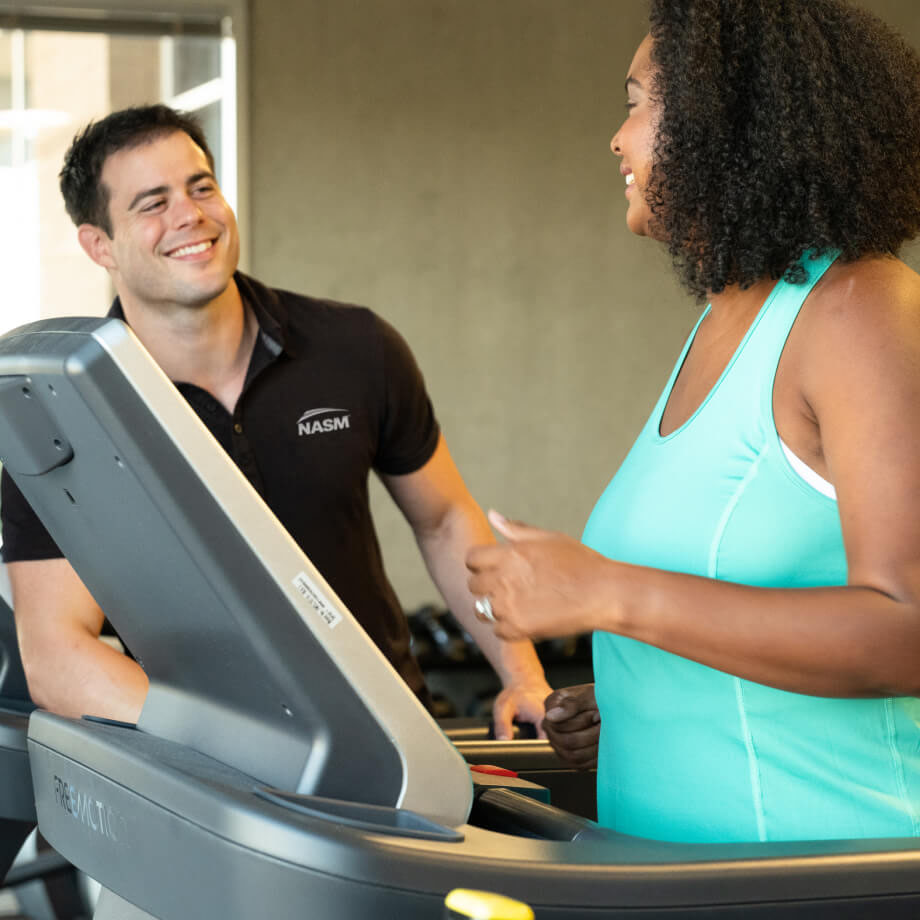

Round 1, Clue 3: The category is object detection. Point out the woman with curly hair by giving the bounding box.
[467,0,920,844]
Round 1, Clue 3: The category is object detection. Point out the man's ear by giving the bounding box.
[77,224,116,270]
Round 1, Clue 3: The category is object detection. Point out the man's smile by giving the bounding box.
[166,239,216,258]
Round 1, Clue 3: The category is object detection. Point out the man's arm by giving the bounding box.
[9,558,148,721]
[380,434,552,739]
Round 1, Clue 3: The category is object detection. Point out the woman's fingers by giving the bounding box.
[544,728,599,769]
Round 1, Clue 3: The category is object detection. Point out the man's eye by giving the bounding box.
[141,200,166,212]
[192,184,215,196]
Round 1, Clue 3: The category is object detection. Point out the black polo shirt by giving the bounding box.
[1,273,439,706]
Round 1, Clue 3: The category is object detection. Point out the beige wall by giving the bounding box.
[249,0,920,610]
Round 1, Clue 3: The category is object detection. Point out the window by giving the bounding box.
[0,11,237,332]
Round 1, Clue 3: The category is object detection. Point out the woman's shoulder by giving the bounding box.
[800,254,920,348]
[790,255,920,416]
[809,254,920,316]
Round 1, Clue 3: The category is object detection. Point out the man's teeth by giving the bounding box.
[625,174,636,186]
[171,241,213,257]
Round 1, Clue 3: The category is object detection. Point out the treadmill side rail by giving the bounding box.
[27,711,920,920]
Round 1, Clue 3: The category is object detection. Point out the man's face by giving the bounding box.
[87,130,239,313]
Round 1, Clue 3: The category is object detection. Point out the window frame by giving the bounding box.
[0,0,250,270]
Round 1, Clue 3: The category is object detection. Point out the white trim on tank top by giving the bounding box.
[779,440,837,500]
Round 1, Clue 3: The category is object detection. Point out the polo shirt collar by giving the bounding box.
[234,272,297,358]
[105,271,296,359]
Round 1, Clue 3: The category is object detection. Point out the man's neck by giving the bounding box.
[119,278,258,413]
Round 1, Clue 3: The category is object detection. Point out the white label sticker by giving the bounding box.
[292,572,342,629]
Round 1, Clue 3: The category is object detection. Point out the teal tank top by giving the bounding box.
[584,251,920,843]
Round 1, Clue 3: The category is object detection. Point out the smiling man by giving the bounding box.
[0,105,550,734]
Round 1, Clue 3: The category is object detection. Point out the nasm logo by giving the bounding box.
[297,407,351,436]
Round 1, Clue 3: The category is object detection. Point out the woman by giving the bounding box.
[467,0,920,844]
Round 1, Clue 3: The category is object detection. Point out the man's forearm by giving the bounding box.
[23,632,148,723]
[415,502,547,688]
[380,438,552,737]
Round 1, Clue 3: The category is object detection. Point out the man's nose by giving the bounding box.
[171,195,205,228]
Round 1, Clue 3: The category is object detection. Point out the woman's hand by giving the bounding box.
[542,684,600,770]
[465,509,616,641]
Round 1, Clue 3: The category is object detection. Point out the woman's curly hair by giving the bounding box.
[646,0,920,299]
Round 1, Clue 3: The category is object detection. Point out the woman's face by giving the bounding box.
[611,35,659,238]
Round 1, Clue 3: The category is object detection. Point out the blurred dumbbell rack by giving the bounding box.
[408,605,593,720]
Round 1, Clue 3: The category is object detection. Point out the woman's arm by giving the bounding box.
[467,258,920,698]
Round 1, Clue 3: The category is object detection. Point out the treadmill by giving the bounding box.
[0,568,95,919]
[1,317,920,919]
[0,566,37,880]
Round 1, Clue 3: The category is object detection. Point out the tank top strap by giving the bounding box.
[670,249,841,440]
[642,250,840,445]
[746,250,840,426]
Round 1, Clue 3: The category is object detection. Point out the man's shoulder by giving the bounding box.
[237,271,376,318]
[236,272,383,339]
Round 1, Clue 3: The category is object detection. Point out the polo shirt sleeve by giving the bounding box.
[373,315,440,476]
[0,467,64,562]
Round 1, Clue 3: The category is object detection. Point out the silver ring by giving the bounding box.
[474,596,495,623]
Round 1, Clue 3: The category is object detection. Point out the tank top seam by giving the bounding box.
[733,677,768,841]
[707,440,770,580]
[884,698,920,836]
[714,451,770,842]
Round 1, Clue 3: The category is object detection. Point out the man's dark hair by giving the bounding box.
[59,104,216,237]
[646,0,920,300]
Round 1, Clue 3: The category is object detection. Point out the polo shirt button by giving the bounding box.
[233,422,243,434]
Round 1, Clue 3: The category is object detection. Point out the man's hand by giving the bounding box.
[491,677,553,740]
[542,683,599,770]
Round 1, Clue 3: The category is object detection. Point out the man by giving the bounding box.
[0,104,550,737]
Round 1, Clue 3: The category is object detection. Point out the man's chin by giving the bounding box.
[176,271,236,309]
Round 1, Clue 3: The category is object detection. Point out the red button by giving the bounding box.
[470,764,518,778]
